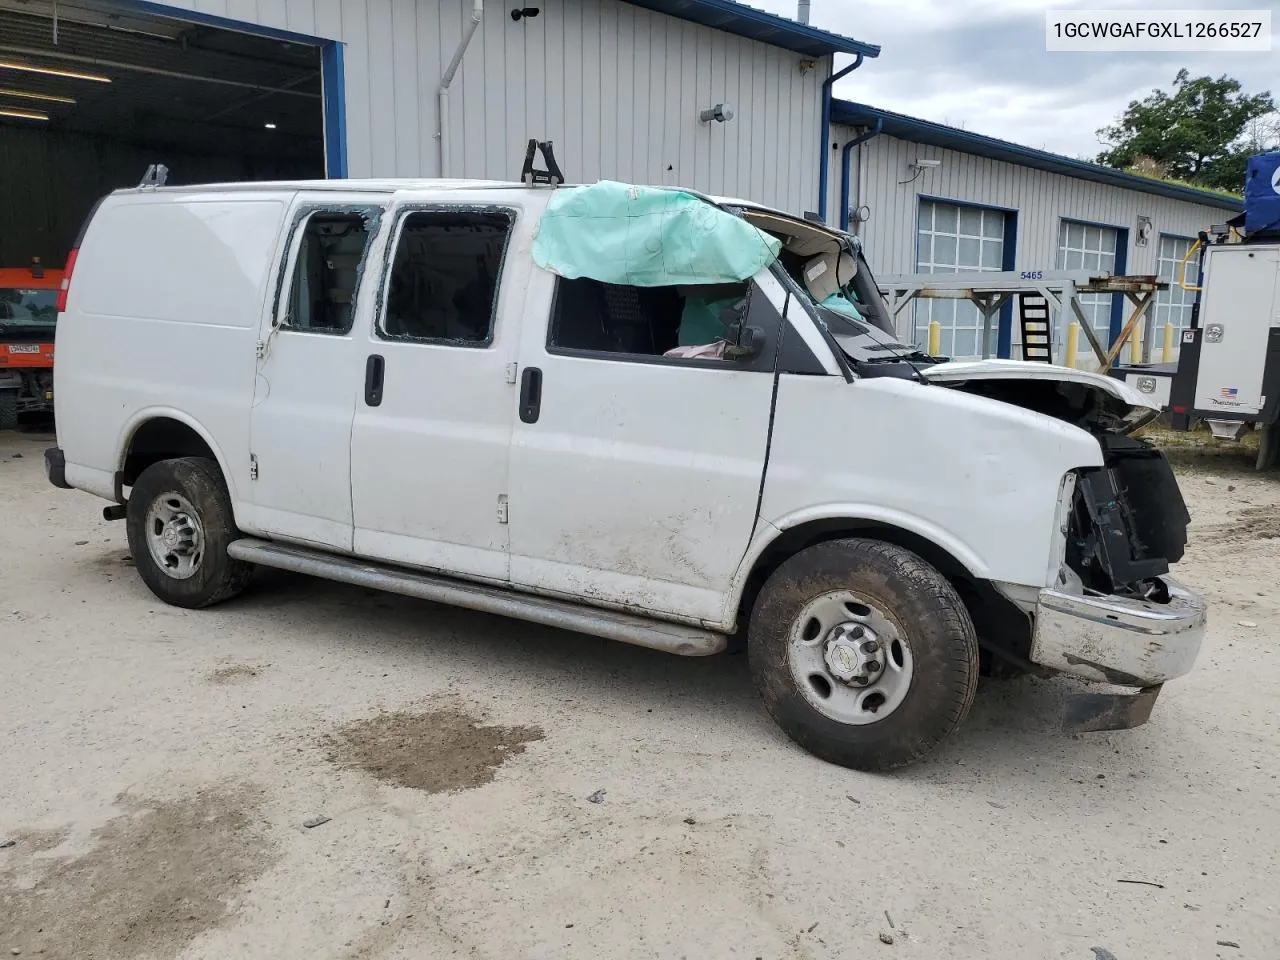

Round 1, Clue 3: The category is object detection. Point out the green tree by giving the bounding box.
[1097,69,1276,191]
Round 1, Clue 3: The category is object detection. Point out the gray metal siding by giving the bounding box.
[833,127,1224,281]
[154,0,826,212]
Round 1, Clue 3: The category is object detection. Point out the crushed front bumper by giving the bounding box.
[1031,576,1206,731]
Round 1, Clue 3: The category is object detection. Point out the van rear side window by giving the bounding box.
[284,212,373,334]
[380,210,513,346]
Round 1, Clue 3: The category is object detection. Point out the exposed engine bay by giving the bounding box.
[931,373,1189,601]
[937,376,1145,434]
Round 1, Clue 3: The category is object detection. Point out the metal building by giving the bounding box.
[829,102,1241,363]
[1,0,1247,370]
[0,0,877,268]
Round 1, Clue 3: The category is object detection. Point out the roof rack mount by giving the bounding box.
[521,140,564,187]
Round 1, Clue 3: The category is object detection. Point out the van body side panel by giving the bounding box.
[757,374,1104,589]
[54,194,288,511]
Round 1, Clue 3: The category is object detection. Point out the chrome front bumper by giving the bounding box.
[1031,576,1206,688]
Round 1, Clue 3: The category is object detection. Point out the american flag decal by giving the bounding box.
[1220,386,1239,398]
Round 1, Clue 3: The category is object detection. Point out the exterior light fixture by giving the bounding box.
[699,103,735,123]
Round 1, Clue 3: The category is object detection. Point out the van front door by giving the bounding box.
[506,270,789,626]
[247,203,382,550]
[348,205,526,582]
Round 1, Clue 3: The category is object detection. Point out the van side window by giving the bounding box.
[548,278,750,360]
[284,212,372,334]
[381,210,513,346]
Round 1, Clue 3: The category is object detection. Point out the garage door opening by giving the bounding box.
[0,0,331,268]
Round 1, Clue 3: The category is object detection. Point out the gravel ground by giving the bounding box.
[1,426,1277,960]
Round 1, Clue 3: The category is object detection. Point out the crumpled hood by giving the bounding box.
[922,360,1157,410]
[920,359,1160,430]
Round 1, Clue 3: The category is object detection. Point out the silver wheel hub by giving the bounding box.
[822,624,886,685]
[144,493,205,581]
[788,591,914,725]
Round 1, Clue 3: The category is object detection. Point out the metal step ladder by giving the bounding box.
[1018,293,1053,362]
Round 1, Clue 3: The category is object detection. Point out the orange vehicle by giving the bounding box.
[0,259,62,429]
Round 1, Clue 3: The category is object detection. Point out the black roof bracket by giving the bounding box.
[521,140,564,187]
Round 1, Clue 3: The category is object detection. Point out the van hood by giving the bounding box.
[920,359,1159,431]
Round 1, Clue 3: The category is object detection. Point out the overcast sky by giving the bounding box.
[754,0,1280,159]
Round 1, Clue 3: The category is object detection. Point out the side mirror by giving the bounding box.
[721,298,763,360]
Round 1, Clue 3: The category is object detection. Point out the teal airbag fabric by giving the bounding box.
[677,293,741,346]
[820,293,865,320]
[533,181,781,285]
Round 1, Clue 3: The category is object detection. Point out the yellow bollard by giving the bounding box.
[1162,323,1174,363]
[1129,324,1142,364]
[1065,322,1079,368]
[928,321,941,356]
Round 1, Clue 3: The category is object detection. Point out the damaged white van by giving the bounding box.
[47,160,1205,770]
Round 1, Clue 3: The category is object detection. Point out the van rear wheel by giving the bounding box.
[748,538,979,771]
[126,457,253,608]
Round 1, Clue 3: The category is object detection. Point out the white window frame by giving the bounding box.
[914,199,1008,359]
[1056,219,1119,362]
[1154,233,1197,356]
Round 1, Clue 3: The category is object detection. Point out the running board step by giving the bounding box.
[226,538,727,657]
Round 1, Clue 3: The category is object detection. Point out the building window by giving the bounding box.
[915,200,1006,359]
[1057,220,1118,362]
[1154,234,1196,354]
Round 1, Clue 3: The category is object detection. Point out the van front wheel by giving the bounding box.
[748,538,979,771]
[126,457,253,608]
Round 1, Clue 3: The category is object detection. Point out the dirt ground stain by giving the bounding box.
[325,706,544,794]
[1205,504,1280,543]
[207,663,263,685]
[0,784,272,960]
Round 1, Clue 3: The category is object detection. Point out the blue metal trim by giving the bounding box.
[916,192,1017,215]
[818,56,864,223]
[104,0,333,45]
[832,100,1242,212]
[321,42,348,179]
[998,212,1018,359]
[839,119,883,231]
[1110,227,1130,344]
[620,0,880,57]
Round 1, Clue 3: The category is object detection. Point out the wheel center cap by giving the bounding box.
[162,526,178,547]
[823,625,886,685]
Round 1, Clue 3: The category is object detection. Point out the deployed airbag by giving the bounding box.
[532,181,781,286]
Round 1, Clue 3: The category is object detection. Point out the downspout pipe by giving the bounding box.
[817,53,864,224]
[839,117,883,231]
[437,0,483,178]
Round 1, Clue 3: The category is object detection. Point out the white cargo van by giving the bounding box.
[46,173,1205,770]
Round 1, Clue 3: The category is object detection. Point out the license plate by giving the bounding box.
[7,345,40,354]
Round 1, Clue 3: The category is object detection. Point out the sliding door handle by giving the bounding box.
[365,354,385,407]
[519,366,542,423]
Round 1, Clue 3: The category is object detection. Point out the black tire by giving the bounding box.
[748,538,979,771]
[0,392,17,430]
[126,457,254,608]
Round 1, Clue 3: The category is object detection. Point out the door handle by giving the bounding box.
[365,354,385,407]
[519,366,542,423]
